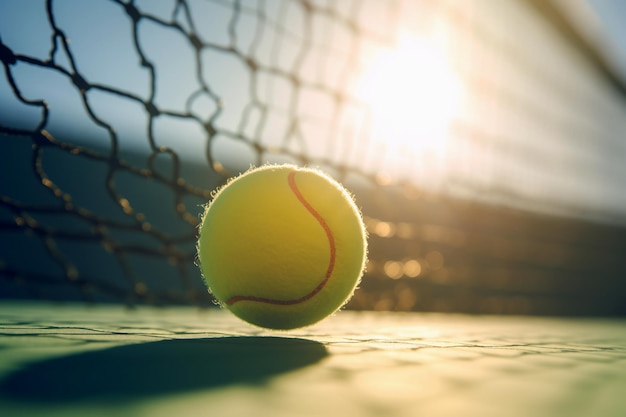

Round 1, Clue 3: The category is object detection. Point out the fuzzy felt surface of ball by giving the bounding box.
[197,164,367,329]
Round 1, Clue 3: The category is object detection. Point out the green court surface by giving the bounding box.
[1,302,625,417]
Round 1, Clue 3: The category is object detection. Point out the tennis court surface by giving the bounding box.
[1,302,625,417]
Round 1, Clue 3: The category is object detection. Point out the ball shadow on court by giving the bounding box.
[0,336,327,403]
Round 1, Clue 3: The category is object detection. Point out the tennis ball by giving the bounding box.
[197,164,367,330]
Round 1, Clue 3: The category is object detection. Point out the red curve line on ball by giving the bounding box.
[226,170,336,306]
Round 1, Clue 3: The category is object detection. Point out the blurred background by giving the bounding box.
[1,0,626,315]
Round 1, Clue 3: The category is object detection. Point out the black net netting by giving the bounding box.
[1,0,626,314]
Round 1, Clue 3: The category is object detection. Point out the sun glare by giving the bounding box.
[354,34,463,177]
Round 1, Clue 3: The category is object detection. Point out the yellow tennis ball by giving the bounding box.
[197,164,367,330]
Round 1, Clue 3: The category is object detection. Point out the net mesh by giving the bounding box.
[1,0,626,314]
